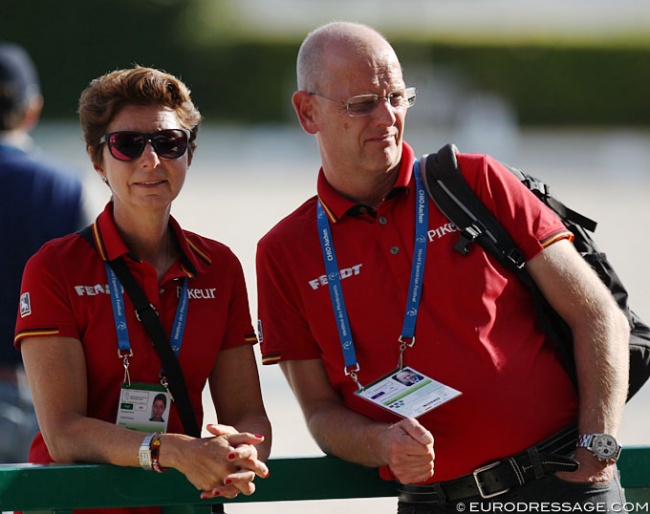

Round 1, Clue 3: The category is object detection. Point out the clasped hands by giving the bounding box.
[173,423,269,500]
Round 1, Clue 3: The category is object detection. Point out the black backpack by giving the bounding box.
[420,143,650,402]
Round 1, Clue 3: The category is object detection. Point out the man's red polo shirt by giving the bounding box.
[257,143,578,482]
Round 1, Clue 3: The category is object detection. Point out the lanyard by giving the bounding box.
[105,262,189,381]
[316,161,428,387]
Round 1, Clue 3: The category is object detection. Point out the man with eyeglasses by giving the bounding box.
[256,21,629,513]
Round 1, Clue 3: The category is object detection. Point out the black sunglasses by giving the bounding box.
[99,129,191,162]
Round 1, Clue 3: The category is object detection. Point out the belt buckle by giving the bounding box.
[472,461,510,499]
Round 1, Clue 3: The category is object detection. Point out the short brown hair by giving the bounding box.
[78,66,202,168]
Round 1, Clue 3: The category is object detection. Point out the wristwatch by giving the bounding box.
[577,433,622,462]
[138,433,156,470]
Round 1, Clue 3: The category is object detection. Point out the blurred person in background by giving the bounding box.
[14,66,270,513]
[256,21,629,514]
[0,41,86,463]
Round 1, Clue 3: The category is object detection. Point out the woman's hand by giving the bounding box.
[199,345,272,499]
[159,424,268,500]
[199,423,269,499]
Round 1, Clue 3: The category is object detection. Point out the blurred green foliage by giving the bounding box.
[402,43,650,126]
[1,0,648,126]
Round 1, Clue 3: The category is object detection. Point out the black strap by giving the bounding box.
[520,173,598,233]
[421,146,526,270]
[420,145,578,389]
[78,226,201,437]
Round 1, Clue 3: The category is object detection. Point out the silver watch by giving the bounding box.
[138,432,155,470]
[577,433,622,462]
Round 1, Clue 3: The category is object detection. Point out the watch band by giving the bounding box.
[577,433,621,462]
[577,433,594,448]
[138,432,156,471]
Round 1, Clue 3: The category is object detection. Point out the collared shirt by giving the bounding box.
[15,202,257,462]
[257,142,577,481]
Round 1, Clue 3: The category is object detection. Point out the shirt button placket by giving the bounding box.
[378,214,399,254]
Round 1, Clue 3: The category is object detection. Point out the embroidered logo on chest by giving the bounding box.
[427,222,459,243]
[308,263,363,290]
[184,287,217,299]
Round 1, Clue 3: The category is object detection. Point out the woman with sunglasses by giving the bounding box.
[14,66,271,512]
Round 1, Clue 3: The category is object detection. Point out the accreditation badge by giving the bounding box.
[116,383,170,432]
[354,366,461,419]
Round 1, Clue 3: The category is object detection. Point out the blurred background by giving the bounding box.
[2,1,649,512]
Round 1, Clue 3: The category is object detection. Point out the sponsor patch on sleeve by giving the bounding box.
[20,292,32,318]
[257,319,264,343]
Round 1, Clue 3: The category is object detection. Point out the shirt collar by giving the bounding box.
[317,142,415,223]
[91,202,207,277]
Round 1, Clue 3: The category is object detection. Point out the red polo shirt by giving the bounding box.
[15,202,257,468]
[257,143,578,482]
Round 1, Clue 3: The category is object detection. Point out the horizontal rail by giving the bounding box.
[1,448,649,512]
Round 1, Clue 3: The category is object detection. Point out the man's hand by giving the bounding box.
[381,417,435,484]
[555,448,614,484]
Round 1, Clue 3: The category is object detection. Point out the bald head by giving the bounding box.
[291,22,408,205]
[296,22,400,93]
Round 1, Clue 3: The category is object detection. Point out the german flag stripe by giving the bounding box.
[179,262,195,278]
[541,230,574,248]
[91,222,108,261]
[317,197,338,223]
[187,239,212,266]
[262,354,282,365]
[14,328,60,343]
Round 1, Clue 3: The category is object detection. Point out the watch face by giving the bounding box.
[592,434,619,460]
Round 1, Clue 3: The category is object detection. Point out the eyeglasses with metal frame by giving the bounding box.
[308,87,416,118]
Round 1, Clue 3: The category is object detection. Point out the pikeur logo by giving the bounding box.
[309,264,362,290]
[427,222,459,242]
[180,286,217,299]
[73,284,216,299]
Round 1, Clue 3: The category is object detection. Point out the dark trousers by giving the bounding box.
[397,470,626,514]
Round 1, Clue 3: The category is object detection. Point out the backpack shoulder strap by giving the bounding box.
[419,144,525,273]
[517,172,597,233]
[420,144,577,387]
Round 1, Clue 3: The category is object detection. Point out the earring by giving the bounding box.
[101,176,108,184]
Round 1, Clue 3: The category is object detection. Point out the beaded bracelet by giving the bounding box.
[150,433,168,473]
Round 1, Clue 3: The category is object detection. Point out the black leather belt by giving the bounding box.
[398,425,579,504]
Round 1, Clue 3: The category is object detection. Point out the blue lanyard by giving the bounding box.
[401,161,428,340]
[105,262,189,358]
[316,161,428,386]
[316,201,357,377]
